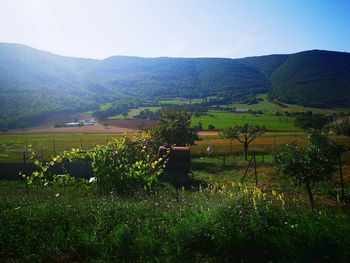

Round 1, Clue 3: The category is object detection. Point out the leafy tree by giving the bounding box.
[17,121,30,130]
[222,124,265,160]
[333,117,350,137]
[294,114,328,130]
[275,129,339,211]
[208,124,216,130]
[0,128,8,134]
[150,110,199,146]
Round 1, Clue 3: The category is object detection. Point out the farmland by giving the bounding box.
[192,111,298,131]
[229,94,350,114]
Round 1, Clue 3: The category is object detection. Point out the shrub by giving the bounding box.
[29,134,165,195]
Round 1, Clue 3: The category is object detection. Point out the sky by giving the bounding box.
[0,0,350,59]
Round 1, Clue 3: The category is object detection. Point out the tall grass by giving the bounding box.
[1,181,349,262]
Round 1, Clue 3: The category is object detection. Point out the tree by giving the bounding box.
[333,117,350,137]
[0,128,8,134]
[222,124,265,160]
[17,122,30,130]
[294,114,328,130]
[150,110,199,146]
[208,124,216,130]
[275,129,339,211]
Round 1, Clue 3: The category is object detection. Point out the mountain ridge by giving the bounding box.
[0,42,349,128]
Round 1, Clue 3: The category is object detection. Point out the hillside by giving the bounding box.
[270,50,350,107]
[1,43,350,128]
[84,56,269,98]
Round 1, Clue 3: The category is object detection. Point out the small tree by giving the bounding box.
[0,128,8,134]
[17,122,30,130]
[208,124,216,130]
[294,114,328,130]
[333,117,350,137]
[275,129,339,211]
[222,124,265,160]
[150,110,199,146]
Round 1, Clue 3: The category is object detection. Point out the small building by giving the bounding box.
[64,122,80,127]
[235,109,250,113]
[84,119,97,126]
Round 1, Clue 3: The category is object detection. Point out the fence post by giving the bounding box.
[339,153,345,204]
[25,140,28,159]
[23,151,28,192]
[253,151,258,186]
[80,136,83,149]
[53,138,56,156]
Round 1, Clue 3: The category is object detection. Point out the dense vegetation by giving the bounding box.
[1,181,349,262]
[270,50,350,107]
[1,43,350,128]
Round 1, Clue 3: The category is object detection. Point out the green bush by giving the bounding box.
[29,134,165,195]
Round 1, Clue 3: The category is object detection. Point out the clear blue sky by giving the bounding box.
[0,0,349,59]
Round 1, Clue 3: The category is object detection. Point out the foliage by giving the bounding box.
[275,129,339,210]
[28,134,165,195]
[222,124,265,160]
[334,117,350,137]
[294,113,329,130]
[17,121,30,130]
[151,110,199,146]
[270,50,350,107]
[135,109,162,120]
[1,181,350,262]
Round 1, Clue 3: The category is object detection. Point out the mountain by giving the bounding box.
[0,43,349,128]
[84,56,269,98]
[269,50,350,107]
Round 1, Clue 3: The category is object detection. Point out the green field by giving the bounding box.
[229,94,350,115]
[0,133,123,162]
[192,110,298,131]
[158,97,208,105]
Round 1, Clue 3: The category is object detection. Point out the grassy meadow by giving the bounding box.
[1,154,350,262]
[192,111,298,131]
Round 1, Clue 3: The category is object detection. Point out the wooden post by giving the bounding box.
[241,154,254,183]
[25,140,28,159]
[80,136,83,149]
[253,151,258,186]
[23,152,28,192]
[53,138,56,156]
[339,153,345,204]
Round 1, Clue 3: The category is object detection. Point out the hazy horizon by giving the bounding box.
[1,0,350,59]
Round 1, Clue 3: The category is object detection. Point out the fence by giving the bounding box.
[1,134,350,197]
[1,134,350,163]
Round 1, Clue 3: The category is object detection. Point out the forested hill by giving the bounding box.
[269,50,350,107]
[0,43,350,128]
